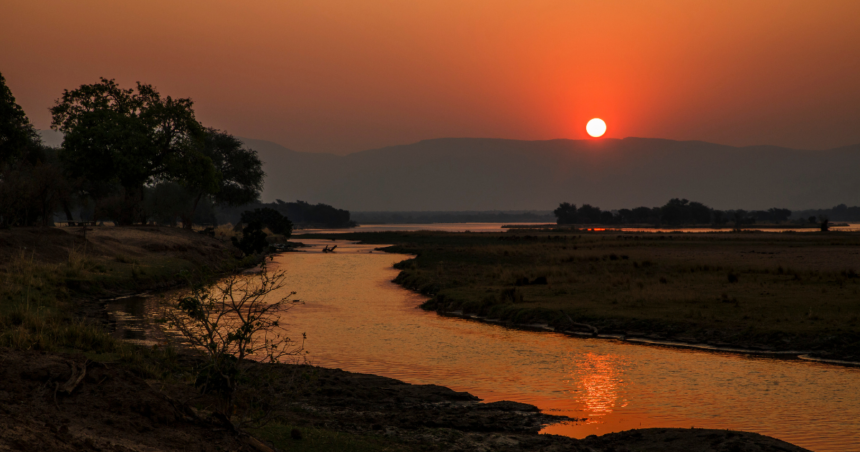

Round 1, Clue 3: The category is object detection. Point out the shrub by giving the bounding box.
[163,263,305,426]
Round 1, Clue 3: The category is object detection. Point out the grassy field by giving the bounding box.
[0,226,415,451]
[0,226,245,356]
[307,229,860,360]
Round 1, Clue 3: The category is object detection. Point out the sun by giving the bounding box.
[586,118,606,138]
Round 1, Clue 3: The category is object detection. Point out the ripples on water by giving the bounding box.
[109,239,860,451]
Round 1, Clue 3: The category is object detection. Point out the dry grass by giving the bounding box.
[0,226,243,355]
[314,230,860,358]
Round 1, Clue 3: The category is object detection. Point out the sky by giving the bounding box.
[2,0,859,155]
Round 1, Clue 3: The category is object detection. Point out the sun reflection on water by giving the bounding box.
[567,352,628,420]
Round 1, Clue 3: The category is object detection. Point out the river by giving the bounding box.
[298,222,860,234]
[267,239,859,452]
[109,238,860,451]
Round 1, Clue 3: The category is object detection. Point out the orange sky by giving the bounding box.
[2,0,859,154]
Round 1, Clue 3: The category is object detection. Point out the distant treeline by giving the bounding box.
[791,204,860,222]
[554,199,799,226]
[217,199,355,228]
[351,210,555,224]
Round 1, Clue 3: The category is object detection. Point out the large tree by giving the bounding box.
[174,128,264,229]
[553,202,577,225]
[50,78,208,224]
[0,72,40,166]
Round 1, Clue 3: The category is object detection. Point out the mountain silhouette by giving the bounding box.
[242,137,860,211]
[40,131,860,211]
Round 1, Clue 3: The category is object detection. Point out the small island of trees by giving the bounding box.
[553,198,833,229]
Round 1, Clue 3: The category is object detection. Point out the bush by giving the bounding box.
[163,263,305,425]
[240,208,293,238]
[231,221,270,255]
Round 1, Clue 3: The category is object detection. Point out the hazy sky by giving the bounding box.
[3,0,859,154]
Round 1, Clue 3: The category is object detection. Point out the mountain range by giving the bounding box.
[242,137,860,211]
[39,130,860,211]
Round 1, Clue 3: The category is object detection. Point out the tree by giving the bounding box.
[163,264,305,426]
[768,208,792,223]
[577,204,602,224]
[231,221,270,256]
[0,72,40,166]
[240,207,292,237]
[819,216,830,232]
[553,202,577,225]
[732,209,750,231]
[688,201,712,224]
[617,208,633,223]
[631,206,656,224]
[176,128,264,229]
[143,181,192,226]
[661,198,690,226]
[600,210,615,224]
[0,74,74,227]
[50,78,208,224]
[0,146,75,227]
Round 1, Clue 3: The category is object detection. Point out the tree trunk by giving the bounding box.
[62,201,74,223]
[182,193,204,230]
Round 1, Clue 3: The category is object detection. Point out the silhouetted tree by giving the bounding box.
[732,210,750,231]
[143,182,191,226]
[177,128,264,229]
[661,198,691,226]
[631,206,656,224]
[600,210,615,224]
[51,78,207,224]
[0,72,40,166]
[240,207,292,238]
[0,146,74,227]
[553,202,577,225]
[689,201,712,224]
[577,204,602,224]
[231,221,270,255]
[0,74,76,227]
[617,208,633,223]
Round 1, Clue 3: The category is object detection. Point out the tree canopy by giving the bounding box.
[0,72,41,166]
[553,199,796,227]
[50,78,207,224]
[199,129,264,206]
[240,207,293,238]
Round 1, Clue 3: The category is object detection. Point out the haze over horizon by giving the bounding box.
[4,1,860,154]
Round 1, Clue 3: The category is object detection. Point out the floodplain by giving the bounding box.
[308,229,860,361]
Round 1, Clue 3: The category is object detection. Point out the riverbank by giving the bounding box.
[305,230,860,362]
[0,227,822,450]
[0,347,812,452]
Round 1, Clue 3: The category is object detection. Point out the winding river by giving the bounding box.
[110,238,860,451]
[273,240,859,452]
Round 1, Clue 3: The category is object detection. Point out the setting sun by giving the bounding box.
[586,118,606,138]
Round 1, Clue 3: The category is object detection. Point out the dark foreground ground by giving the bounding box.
[0,348,811,452]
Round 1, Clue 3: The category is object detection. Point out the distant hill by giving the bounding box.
[38,129,63,148]
[41,131,860,211]
[241,137,860,211]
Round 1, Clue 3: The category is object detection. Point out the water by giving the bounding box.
[298,222,860,234]
[296,222,543,234]
[270,240,860,452]
[107,238,860,451]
